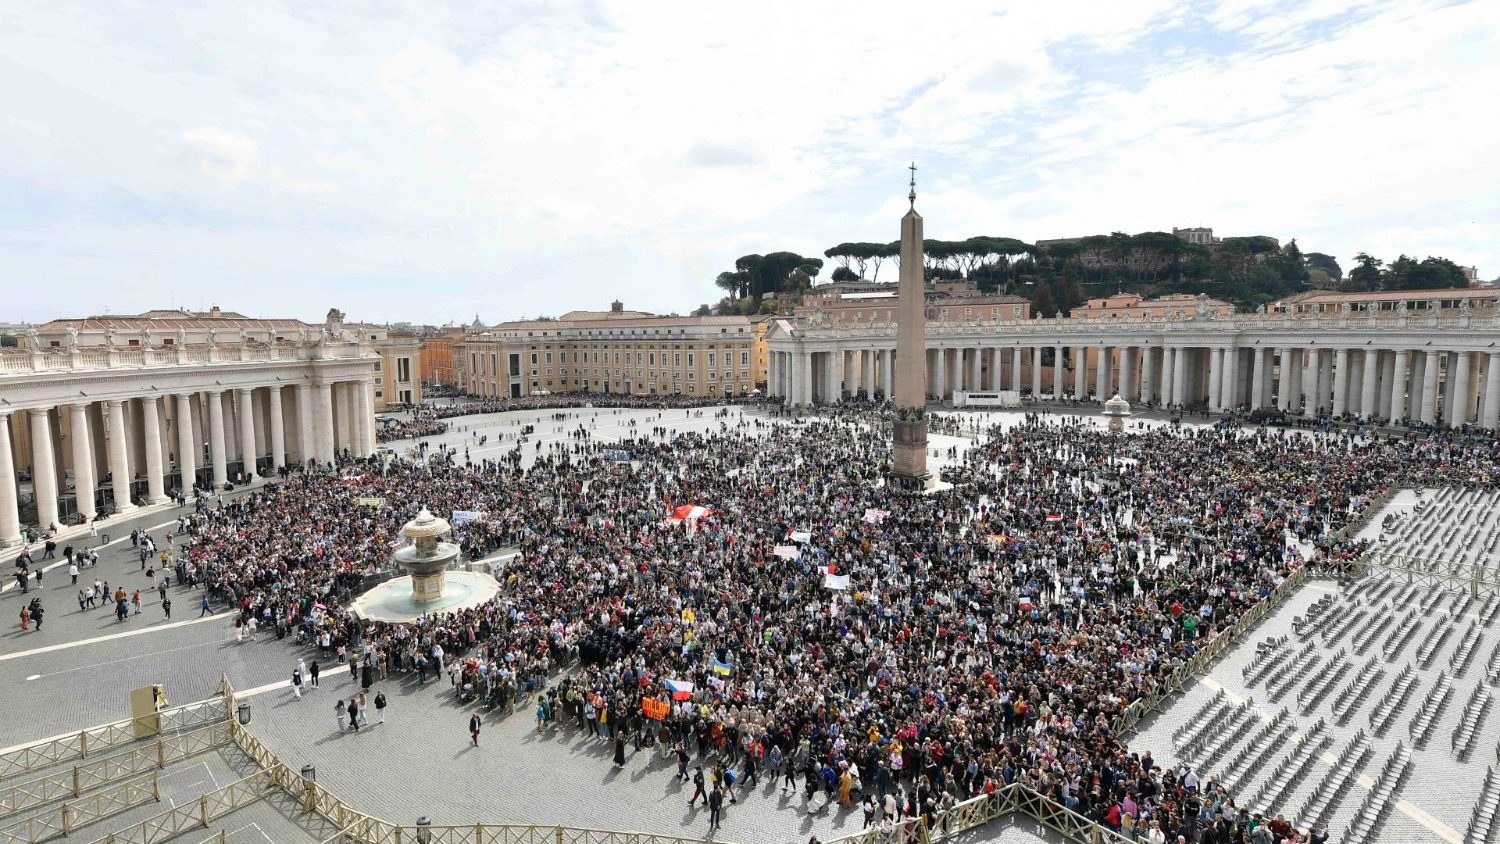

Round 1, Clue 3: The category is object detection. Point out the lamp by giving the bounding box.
[236,702,251,725]
[415,817,432,844]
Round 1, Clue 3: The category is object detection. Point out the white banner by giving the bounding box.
[773,545,800,560]
[452,510,485,525]
[790,530,813,544]
[823,572,851,591]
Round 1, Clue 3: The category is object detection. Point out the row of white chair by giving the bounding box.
[1322,605,1369,649]
[1454,624,1486,677]
[1355,608,1397,656]
[1297,730,1371,830]
[1464,764,1499,844]
[1189,700,1259,769]
[1454,685,1494,761]
[1293,595,1338,639]
[1344,743,1412,844]
[1243,638,1292,688]
[1383,611,1422,662]
[1171,689,1228,748]
[1298,650,1351,714]
[1267,647,1324,702]
[1415,619,1455,668]
[1251,721,1330,818]
[1370,666,1418,736]
[1219,708,1294,793]
[1332,658,1387,726]
[1409,671,1455,747]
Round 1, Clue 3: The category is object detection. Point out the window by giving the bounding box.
[740,352,749,366]
[397,358,411,382]
[687,353,695,367]
[374,359,382,372]
[545,352,552,364]
[508,354,520,377]
[708,353,716,368]
[163,339,174,346]
[530,353,538,365]
[674,353,681,367]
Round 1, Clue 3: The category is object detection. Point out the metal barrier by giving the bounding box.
[0,723,229,821]
[0,696,228,782]
[81,768,277,844]
[0,773,159,844]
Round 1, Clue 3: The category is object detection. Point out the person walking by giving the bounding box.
[468,712,482,747]
[309,660,321,688]
[688,767,707,807]
[199,595,212,617]
[68,562,78,585]
[161,596,171,619]
[30,600,44,630]
[347,697,360,732]
[375,691,387,725]
[708,785,724,830]
[335,700,346,732]
[356,692,368,727]
[292,663,304,699]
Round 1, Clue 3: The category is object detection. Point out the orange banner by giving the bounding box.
[642,698,670,721]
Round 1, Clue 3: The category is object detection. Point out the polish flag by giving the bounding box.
[668,504,712,523]
[1044,514,1063,523]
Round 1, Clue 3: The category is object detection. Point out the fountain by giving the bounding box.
[349,507,501,622]
[1102,393,1132,433]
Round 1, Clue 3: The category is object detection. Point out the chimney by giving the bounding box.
[611,300,624,314]
[208,305,222,318]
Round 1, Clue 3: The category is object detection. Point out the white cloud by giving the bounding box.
[0,0,1496,324]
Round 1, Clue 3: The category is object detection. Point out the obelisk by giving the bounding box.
[889,164,931,492]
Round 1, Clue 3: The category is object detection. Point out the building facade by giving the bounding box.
[764,291,1500,431]
[455,306,767,399]
[0,308,379,544]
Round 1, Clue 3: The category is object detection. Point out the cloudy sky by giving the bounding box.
[2,0,1496,326]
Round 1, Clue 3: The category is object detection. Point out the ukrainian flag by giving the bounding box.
[711,659,733,677]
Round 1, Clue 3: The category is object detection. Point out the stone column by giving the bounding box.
[931,347,945,400]
[140,397,166,504]
[1420,350,1440,424]
[1452,351,1473,425]
[1048,345,1060,397]
[767,353,780,399]
[1095,346,1110,400]
[1139,346,1155,403]
[106,400,136,514]
[1028,348,1040,396]
[315,383,336,464]
[1274,347,1291,411]
[0,414,19,545]
[1009,348,1021,393]
[1224,347,1240,410]
[1172,346,1188,406]
[1378,351,1396,419]
[830,348,845,402]
[862,349,876,397]
[968,347,981,393]
[1207,348,1223,410]
[1331,349,1349,417]
[1119,347,1134,400]
[881,350,894,400]
[207,391,228,487]
[267,386,286,470]
[236,388,257,480]
[1318,351,1333,413]
[29,409,59,531]
[1482,352,1500,430]
[1072,345,1086,398]
[1389,350,1410,422]
[1303,349,1321,414]
[175,394,198,497]
[1250,348,1266,408]
[70,403,97,520]
[365,379,379,455]
[1359,349,1380,419]
[295,384,316,462]
[800,352,813,406]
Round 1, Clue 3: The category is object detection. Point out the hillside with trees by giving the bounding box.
[693,232,1474,317]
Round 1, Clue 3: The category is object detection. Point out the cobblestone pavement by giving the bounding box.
[0,405,1316,844]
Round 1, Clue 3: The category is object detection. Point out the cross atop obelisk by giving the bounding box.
[889,163,931,493]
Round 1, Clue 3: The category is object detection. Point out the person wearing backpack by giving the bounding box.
[375,691,387,725]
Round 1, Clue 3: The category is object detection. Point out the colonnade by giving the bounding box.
[767,342,1500,430]
[0,378,376,544]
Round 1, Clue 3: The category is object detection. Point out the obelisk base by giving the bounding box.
[889,418,932,494]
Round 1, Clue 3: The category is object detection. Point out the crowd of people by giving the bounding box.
[375,418,450,443]
[167,400,1500,844]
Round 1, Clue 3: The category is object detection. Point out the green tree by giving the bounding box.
[1031,283,1058,317]
[1304,252,1342,280]
[831,266,859,282]
[1346,253,1382,291]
